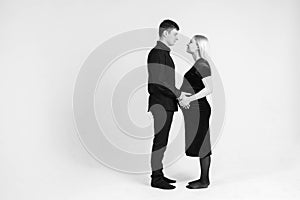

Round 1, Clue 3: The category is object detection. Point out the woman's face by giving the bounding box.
[186,38,198,54]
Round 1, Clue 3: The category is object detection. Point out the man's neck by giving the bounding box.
[158,39,170,48]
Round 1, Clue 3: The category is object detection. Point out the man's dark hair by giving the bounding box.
[159,19,179,37]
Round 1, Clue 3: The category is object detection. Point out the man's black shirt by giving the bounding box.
[147,41,181,112]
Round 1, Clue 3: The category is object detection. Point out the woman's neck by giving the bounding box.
[192,52,201,62]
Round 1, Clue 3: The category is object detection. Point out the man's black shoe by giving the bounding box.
[151,178,176,190]
[163,176,176,183]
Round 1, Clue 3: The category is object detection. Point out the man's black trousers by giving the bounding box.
[150,105,174,179]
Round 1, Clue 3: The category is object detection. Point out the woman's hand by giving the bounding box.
[179,96,191,109]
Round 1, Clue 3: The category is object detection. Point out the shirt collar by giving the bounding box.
[154,40,171,52]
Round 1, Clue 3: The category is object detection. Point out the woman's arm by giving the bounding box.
[179,60,213,108]
[179,76,213,108]
[188,76,213,102]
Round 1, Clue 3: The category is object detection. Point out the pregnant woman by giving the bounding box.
[178,35,213,189]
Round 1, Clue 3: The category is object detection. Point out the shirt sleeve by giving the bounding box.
[147,51,181,98]
[194,61,211,79]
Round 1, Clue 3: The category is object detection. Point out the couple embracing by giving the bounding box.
[147,19,213,190]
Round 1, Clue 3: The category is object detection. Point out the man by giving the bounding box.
[147,19,191,190]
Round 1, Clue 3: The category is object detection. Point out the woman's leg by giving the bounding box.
[199,109,211,183]
[187,109,212,188]
[199,155,211,183]
[187,154,211,186]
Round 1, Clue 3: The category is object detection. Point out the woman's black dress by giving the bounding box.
[179,58,212,158]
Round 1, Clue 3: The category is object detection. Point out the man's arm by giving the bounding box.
[148,51,181,98]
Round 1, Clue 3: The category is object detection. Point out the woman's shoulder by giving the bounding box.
[194,58,210,68]
[194,58,211,78]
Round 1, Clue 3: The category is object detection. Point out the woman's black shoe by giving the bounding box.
[186,179,209,189]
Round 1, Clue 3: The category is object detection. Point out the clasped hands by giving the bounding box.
[177,92,192,109]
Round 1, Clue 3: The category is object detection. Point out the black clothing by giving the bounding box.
[186,156,211,189]
[150,106,174,175]
[179,58,212,158]
[147,41,181,179]
[180,58,211,110]
[182,108,212,157]
[151,177,176,190]
[147,41,181,112]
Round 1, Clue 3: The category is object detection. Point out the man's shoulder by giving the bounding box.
[147,48,163,61]
[148,47,162,55]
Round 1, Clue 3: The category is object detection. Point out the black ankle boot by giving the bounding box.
[151,177,176,190]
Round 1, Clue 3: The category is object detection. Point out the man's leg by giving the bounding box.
[150,106,175,189]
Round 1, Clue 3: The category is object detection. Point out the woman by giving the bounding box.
[178,35,213,189]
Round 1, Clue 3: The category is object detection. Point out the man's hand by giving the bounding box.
[177,92,191,101]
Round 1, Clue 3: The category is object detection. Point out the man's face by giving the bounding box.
[165,28,179,46]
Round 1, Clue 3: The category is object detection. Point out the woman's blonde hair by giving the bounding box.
[193,35,209,60]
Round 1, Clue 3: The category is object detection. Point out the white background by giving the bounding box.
[1,0,299,199]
